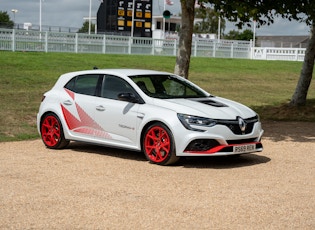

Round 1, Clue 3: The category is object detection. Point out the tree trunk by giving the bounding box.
[290,23,315,106]
[174,0,195,79]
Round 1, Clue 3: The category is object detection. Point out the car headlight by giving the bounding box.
[177,114,217,131]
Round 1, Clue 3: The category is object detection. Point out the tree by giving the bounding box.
[290,24,314,106]
[174,0,195,79]
[210,0,315,106]
[177,0,315,106]
[0,11,14,29]
[224,29,254,41]
[78,20,96,34]
[194,6,225,35]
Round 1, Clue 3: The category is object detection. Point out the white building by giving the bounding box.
[152,15,217,40]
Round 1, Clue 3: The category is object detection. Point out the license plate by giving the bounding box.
[233,144,256,154]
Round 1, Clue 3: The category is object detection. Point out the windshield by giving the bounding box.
[129,74,208,99]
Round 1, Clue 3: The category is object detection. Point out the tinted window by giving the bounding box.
[65,75,99,96]
[132,76,155,95]
[101,75,135,100]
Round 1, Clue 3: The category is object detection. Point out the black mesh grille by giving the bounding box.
[216,116,258,135]
[225,122,254,135]
[185,139,220,151]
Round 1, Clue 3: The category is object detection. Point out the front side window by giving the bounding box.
[101,75,135,100]
[65,74,100,96]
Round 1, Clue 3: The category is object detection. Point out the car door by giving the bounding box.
[92,75,142,149]
[61,74,103,139]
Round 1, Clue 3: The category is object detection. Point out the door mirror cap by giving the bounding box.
[118,93,144,104]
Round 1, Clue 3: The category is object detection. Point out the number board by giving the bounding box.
[117,0,152,36]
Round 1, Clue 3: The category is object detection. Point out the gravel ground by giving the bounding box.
[0,121,314,229]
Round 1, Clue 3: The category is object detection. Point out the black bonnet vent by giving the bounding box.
[201,100,228,107]
[198,99,228,107]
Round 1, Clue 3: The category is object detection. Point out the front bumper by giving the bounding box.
[174,122,264,157]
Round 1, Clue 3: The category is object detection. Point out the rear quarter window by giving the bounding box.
[65,74,100,96]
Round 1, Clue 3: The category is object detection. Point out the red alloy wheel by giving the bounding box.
[41,115,62,147]
[144,125,171,163]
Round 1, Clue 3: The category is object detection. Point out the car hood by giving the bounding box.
[152,97,256,120]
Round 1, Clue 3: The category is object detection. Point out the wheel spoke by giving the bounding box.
[146,132,156,140]
[47,134,56,146]
[160,144,170,153]
[52,125,60,137]
[42,123,50,129]
[154,148,163,160]
[145,145,155,153]
[160,138,170,148]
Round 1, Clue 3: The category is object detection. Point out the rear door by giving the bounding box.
[61,74,102,139]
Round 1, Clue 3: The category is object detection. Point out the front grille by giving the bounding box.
[226,122,254,135]
[216,116,258,135]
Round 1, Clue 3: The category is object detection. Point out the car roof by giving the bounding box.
[67,69,170,77]
[54,69,173,88]
[101,69,171,76]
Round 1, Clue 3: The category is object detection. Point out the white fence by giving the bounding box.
[252,47,305,61]
[0,29,306,61]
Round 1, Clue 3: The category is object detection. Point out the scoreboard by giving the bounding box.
[97,0,152,37]
[117,0,152,37]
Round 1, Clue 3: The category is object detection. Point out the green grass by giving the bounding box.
[0,51,314,142]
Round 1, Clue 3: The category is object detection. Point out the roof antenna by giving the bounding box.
[93,66,98,69]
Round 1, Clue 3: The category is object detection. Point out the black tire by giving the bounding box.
[40,113,69,149]
[142,122,179,166]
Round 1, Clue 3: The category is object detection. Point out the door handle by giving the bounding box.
[137,113,145,119]
[63,100,72,106]
[96,105,105,111]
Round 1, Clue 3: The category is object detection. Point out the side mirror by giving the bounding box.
[118,93,142,103]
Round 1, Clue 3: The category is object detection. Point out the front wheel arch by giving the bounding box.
[141,121,179,166]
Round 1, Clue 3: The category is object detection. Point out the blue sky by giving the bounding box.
[1,0,311,35]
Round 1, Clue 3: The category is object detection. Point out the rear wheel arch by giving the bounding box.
[40,111,56,124]
[40,112,69,149]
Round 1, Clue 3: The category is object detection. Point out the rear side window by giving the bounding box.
[65,75,100,96]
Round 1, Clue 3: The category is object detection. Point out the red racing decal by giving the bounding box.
[65,88,75,100]
[61,89,112,139]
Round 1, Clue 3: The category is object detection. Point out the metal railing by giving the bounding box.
[0,29,306,61]
[252,47,305,61]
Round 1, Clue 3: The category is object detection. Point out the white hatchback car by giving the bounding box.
[37,69,263,165]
